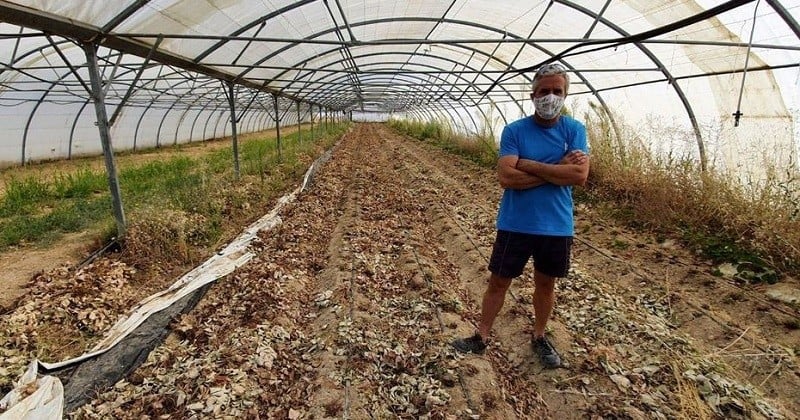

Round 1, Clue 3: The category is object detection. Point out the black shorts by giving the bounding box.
[488,230,573,278]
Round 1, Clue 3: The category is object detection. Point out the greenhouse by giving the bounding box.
[1,0,799,418]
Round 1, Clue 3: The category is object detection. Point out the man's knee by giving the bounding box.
[487,273,512,293]
[533,271,556,291]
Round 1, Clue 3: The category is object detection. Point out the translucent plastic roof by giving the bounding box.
[0,0,798,174]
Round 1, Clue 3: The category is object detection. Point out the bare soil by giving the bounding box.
[2,123,799,419]
[0,125,308,309]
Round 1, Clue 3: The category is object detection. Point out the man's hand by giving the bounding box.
[560,150,588,165]
[516,150,590,187]
[497,155,548,190]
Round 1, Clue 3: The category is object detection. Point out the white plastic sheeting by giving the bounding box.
[0,363,62,420]
[0,145,336,419]
[0,1,798,171]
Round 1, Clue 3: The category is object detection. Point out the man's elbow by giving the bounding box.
[498,173,512,189]
[573,169,589,187]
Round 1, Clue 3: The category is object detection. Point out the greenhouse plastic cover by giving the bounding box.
[0,0,797,179]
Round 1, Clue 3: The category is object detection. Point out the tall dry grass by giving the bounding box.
[583,104,800,281]
[386,118,498,167]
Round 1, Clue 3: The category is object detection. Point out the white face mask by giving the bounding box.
[533,94,565,120]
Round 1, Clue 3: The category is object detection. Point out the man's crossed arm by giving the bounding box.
[497,150,589,190]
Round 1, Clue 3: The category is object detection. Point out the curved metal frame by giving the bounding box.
[0,1,797,169]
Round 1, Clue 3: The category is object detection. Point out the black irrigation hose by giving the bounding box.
[478,0,757,99]
[76,237,121,271]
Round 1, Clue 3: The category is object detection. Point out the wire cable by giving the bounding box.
[733,0,762,127]
[478,0,756,99]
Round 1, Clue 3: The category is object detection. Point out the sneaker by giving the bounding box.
[451,333,487,354]
[532,336,562,368]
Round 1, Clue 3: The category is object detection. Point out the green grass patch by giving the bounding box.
[0,122,349,252]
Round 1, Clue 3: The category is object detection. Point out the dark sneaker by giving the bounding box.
[452,333,487,354]
[533,336,562,368]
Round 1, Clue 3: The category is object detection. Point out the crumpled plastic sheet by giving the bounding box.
[0,145,337,419]
[0,363,62,420]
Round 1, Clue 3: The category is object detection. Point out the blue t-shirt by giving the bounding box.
[496,115,588,236]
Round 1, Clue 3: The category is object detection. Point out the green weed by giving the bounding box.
[0,122,350,252]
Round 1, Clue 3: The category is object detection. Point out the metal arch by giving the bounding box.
[20,65,77,164]
[0,34,74,80]
[133,73,211,149]
[243,107,264,134]
[237,20,593,121]
[193,0,317,62]
[43,34,91,95]
[173,103,193,145]
[295,67,498,132]
[242,108,256,133]
[10,38,92,163]
[418,108,438,125]
[275,49,523,119]
[68,99,92,159]
[227,14,635,142]
[109,37,163,127]
[553,0,707,169]
[252,109,268,132]
[414,107,438,126]
[174,85,221,144]
[155,77,229,144]
[584,0,613,38]
[156,95,183,146]
[133,73,223,144]
[437,105,466,132]
[291,56,510,109]
[394,0,460,81]
[254,109,266,132]
[152,73,210,146]
[299,68,483,109]
[3,21,564,124]
[0,2,309,105]
[325,0,363,99]
[234,16,541,98]
[438,99,479,134]
[765,0,800,39]
[302,76,446,109]
[202,107,223,140]
[201,107,221,140]
[3,2,789,161]
[213,101,229,139]
[242,108,260,133]
[257,108,272,131]
[102,0,151,33]
[189,102,209,142]
[422,92,482,134]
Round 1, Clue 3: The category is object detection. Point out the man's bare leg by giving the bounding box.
[478,273,512,338]
[532,270,556,338]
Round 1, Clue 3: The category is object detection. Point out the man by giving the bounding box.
[452,63,589,368]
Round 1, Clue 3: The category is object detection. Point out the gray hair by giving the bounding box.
[532,63,570,95]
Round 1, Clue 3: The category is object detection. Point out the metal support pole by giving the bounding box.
[83,42,126,238]
[273,94,282,160]
[310,104,315,142]
[226,81,241,180]
[296,101,301,143]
